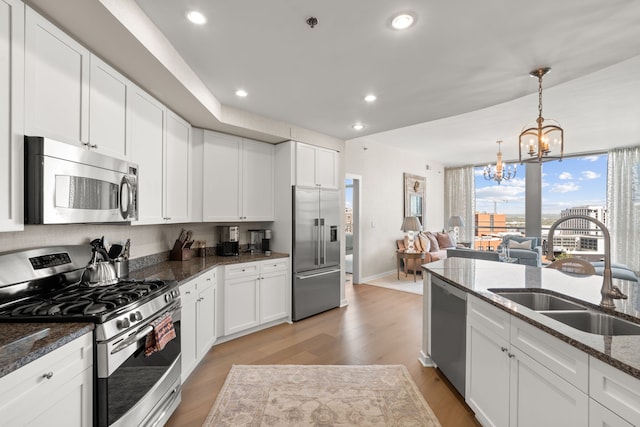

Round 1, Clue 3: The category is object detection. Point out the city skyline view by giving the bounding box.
[475,154,608,215]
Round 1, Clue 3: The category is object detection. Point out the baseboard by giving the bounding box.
[360,269,396,284]
[419,350,435,367]
[340,298,349,307]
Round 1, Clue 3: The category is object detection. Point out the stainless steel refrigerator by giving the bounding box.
[292,186,341,321]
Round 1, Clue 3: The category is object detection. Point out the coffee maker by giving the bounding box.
[248,229,272,255]
[216,226,239,256]
[262,229,272,255]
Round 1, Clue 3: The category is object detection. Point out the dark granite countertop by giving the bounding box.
[0,323,94,379]
[128,252,289,283]
[424,258,640,379]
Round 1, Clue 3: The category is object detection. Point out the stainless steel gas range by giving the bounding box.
[0,246,182,427]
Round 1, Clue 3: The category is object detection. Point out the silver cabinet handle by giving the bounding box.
[42,372,54,379]
[501,347,508,352]
[508,353,515,359]
[90,143,98,149]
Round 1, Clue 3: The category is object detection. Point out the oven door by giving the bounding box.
[96,302,181,427]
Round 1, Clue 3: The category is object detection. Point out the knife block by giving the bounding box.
[170,240,193,261]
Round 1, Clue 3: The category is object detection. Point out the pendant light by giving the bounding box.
[518,67,564,163]
[484,140,516,185]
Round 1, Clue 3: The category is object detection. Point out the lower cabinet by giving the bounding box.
[224,259,289,336]
[589,398,633,427]
[466,295,588,427]
[180,269,216,381]
[0,333,93,427]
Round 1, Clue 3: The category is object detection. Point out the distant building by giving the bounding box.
[475,212,506,237]
[559,206,606,235]
[345,208,353,233]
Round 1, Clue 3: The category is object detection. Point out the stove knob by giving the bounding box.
[164,294,171,303]
[117,318,130,329]
[172,290,179,298]
[130,311,142,322]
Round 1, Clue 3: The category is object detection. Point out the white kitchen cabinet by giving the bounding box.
[89,55,129,159]
[0,333,93,427]
[25,6,90,146]
[164,110,192,223]
[589,398,634,427]
[131,86,165,224]
[180,269,216,381]
[223,259,289,336]
[465,295,588,427]
[295,142,339,189]
[202,130,274,222]
[0,0,24,232]
[589,356,640,426]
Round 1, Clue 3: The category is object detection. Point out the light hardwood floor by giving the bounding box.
[166,280,480,426]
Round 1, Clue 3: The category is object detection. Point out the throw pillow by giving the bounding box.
[418,234,430,253]
[425,232,440,252]
[436,232,454,249]
[413,236,423,252]
[447,230,458,246]
[508,239,532,250]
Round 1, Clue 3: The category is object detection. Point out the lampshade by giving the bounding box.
[401,216,422,232]
[448,215,464,228]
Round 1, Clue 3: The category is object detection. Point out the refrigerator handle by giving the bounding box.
[314,218,320,266]
[320,218,326,265]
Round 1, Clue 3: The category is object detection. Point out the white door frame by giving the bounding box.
[346,173,362,284]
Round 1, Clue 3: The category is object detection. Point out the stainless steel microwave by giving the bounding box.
[25,136,138,224]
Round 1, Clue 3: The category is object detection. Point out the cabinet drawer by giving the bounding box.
[0,333,93,415]
[467,295,510,341]
[590,356,640,426]
[180,278,197,296]
[261,259,288,274]
[510,316,588,393]
[589,398,633,427]
[225,262,260,279]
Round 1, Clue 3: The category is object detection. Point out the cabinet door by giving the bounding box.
[295,142,317,187]
[25,7,89,145]
[131,88,165,224]
[466,320,510,427]
[224,276,260,335]
[180,279,198,381]
[316,147,338,189]
[260,271,288,323]
[196,279,216,357]
[165,111,191,223]
[203,131,242,221]
[509,346,588,427]
[242,139,274,221]
[89,55,129,159]
[0,0,24,232]
[589,398,633,427]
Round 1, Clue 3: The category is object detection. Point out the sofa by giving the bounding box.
[589,261,639,282]
[498,235,542,267]
[447,248,500,262]
[396,230,459,273]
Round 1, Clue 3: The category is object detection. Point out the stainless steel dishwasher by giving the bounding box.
[431,276,467,397]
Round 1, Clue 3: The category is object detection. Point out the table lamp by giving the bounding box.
[401,216,422,252]
[448,215,464,242]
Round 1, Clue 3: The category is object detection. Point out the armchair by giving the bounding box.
[498,235,542,267]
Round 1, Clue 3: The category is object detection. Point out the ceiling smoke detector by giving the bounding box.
[306,17,318,28]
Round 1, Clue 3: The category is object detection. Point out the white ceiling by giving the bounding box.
[27,0,640,166]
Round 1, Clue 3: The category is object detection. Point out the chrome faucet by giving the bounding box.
[547,214,627,309]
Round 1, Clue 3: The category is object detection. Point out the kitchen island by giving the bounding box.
[423,258,640,427]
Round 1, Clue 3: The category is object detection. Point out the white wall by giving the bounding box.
[345,138,445,280]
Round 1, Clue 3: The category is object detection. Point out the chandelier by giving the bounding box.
[518,67,564,163]
[484,140,516,185]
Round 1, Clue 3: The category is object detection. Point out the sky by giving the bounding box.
[475,154,608,215]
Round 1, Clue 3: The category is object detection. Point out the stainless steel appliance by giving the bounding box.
[25,136,138,224]
[431,276,467,397]
[292,186,341,321]
[0,246,182,427]
[216,226,239,256]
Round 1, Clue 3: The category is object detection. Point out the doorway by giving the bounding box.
[345,174,361,284]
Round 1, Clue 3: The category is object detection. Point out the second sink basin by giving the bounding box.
[542,311,640,336]
[491,291,588,311]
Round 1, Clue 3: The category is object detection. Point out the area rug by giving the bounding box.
[203,364,441,426]
[361,273,423,295]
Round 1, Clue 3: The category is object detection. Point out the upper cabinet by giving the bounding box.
[89,56,130,159]
[295,142,339,189]
[131,86,191,225]
[25,6,89,146]
[203,130,274,222]
[0,0,24,232]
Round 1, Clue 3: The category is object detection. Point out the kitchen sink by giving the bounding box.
[542,311,640,336]
[491,290,588,311]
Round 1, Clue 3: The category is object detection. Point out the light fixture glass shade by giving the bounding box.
[518,67,564,164]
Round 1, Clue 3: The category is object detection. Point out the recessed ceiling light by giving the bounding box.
[186,11,207,25]
[364,94,377,102]
[391,13,415,30]
[235,89,248,97]
[352,123,365,131]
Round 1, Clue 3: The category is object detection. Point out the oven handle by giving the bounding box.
[148,384,181,427]
[110,302,180,355]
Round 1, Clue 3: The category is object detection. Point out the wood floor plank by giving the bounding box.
[166,281,480,427]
